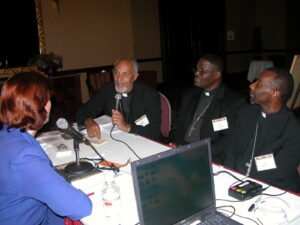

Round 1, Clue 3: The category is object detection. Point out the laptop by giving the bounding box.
[131,138,242,225]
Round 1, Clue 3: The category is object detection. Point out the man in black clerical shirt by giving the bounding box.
[76,57,161,141]
[168,54,246,164]
[224,67,300,193]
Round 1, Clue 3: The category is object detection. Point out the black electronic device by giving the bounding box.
[115,93,122,111]
[62,137,94,175]
[56,166,102,183]
[228,180,263,201]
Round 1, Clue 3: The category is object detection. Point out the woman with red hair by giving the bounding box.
[0,72,92,225]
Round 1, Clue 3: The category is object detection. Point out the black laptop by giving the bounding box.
[131,138,243,225]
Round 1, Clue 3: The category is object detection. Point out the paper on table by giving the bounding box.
[37,130,62,141]
[94,115,112,126]
[94,115,120,132]
[77,128,108,146]
[54,143,72,157]
[39,138,72,158]
[86,136,107,146]
[37,131,72,157]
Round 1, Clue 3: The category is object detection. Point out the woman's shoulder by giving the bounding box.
[1,129,46,159]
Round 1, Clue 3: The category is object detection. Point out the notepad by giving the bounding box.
[85,136,107,146]
[54,142,72,157]
[95,115,120,132]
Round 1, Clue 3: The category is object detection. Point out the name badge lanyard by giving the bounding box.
[188,102,211,136]
[245,122,259,177]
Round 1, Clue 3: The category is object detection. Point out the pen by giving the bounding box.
[88,192,95,197]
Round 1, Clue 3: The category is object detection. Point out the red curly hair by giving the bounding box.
[0,72,52,131]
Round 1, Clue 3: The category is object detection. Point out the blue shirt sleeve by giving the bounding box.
[13,146,92,220]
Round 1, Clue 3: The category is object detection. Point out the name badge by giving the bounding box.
[212,117,228,131]
[135,115,149,127]
[255,153,277,171]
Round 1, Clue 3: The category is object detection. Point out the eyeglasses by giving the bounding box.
[193,68,217,75]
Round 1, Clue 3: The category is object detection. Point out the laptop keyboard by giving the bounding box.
[200,214,236,225]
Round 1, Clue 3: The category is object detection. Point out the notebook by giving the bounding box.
[131,138,242,225]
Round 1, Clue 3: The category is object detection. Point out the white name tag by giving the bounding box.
[255,153,277,171]
[212,117,228,131]
[135,115,149,127]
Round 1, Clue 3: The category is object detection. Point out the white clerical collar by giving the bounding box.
[261,111,266,118]
[204,91,210,96]
[122,93,128,97]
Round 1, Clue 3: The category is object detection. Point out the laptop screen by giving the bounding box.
[131,138,216,225]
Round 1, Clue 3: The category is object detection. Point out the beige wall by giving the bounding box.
[41,0,289,80]
[41,0,163,81]
[131,0,161,58]
[131,0,163,82]
[41,0,134,70]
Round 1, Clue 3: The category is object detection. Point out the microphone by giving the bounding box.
[56,118,88,143]
[115,93,122,111]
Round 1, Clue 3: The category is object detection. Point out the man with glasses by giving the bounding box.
[76,57,161,141]
[169,54,246,164]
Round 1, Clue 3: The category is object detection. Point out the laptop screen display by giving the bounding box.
[131,139,215,225]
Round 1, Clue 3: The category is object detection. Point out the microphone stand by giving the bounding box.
[64,138,94,175]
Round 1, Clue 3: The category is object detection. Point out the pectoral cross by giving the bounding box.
[245,159,253,177]
[188,102,212,137]
[188,124,197,136]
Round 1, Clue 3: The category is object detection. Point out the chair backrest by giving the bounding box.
[287,55,300,109]
[159,92,171,138]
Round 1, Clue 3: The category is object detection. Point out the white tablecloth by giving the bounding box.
[39,117,300,225]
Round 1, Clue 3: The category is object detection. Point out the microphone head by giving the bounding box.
[115,93,122,100]
[56,118,69,129]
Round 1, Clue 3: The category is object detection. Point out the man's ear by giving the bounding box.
[134,73,139,81]
[272,90,280,98]
[215,71,221,79]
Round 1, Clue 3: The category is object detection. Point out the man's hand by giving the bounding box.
[85,118,101,139]
[112,109,131,132]
[168,143,177,148]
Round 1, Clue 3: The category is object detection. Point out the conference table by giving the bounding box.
[38,117,300,225]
